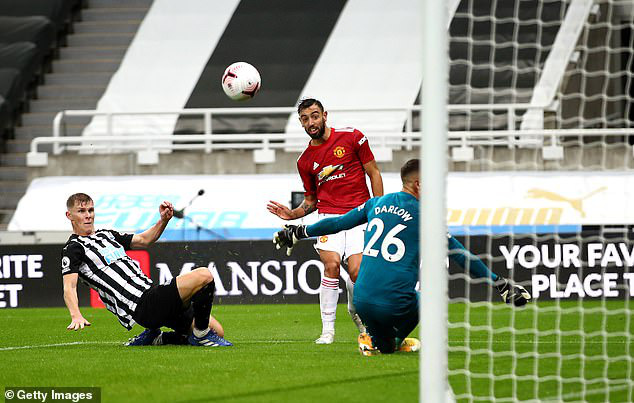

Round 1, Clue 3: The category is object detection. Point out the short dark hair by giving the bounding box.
[297,98,324,115]
[400,159,419,182]
[67,193,93,210]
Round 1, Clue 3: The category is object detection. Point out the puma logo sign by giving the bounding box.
[525,187,607,218]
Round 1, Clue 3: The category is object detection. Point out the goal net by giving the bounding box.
[440,0,634,401]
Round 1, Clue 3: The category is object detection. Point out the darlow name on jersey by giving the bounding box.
[374,204,414,222]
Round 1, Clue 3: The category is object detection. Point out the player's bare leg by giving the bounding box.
[209,315,224,337]
[345,253,367,334]
[175,267,213,304]
[317,250,341,344]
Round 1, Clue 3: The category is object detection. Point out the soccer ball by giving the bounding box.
[221,62,261,101]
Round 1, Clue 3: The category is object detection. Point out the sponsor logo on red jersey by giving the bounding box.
[317,164,344,182]
[324,172,346,183]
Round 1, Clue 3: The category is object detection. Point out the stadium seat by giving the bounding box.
[0,45,40,134]
[0,0,81,138]
[0,68,23,110]
[0,96,11,138]
[0,42,42,91]
[0,0,79,38]
[0,16,56,57]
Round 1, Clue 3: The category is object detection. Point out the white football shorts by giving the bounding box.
[313,213,366,260]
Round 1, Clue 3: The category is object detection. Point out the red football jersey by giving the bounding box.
[297,127,375,214]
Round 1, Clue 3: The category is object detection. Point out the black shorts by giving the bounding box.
[132,279,193,334]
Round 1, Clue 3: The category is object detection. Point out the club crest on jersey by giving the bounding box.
[317,164,344,182]
[319,235,328,243]
[333,146,346,158]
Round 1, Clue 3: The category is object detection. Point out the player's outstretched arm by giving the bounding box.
[447,235,498,284]
[447,235,531,307]
[267,195,317,220]
[306,205,367,237]
[63,273,91,330]
[273,203,368,255]
[131,201,174,249]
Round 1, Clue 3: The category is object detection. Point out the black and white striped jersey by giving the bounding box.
[61,229,152,329]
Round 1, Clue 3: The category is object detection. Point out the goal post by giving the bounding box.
[421,0,634,401]
[420,0,449,402]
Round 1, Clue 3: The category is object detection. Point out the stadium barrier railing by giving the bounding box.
[26,104,634,167]
[51,103,551,143]
[28,127,634,167]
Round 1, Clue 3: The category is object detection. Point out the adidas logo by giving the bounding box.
[313,162,319,170]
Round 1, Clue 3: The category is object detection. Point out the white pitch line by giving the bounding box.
[449,339,632,345]
[0,341,118,351]
[1,338,631,351]
[243,340,316,344]
[251,339,632,345]
[0,340,305,351]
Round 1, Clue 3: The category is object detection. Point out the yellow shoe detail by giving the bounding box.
[358,333,379,356]
[398,338,420,352]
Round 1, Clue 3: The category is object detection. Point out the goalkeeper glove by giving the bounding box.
[496,278,532,307]
[273,224,308,256]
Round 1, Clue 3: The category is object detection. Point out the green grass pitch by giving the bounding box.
[1,301,632,402]
[448,300,634,402]
[1,304,419,402]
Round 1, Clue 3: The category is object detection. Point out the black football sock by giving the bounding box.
[191,280,215,332]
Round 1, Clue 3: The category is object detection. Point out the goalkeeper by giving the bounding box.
[273,159,531,355]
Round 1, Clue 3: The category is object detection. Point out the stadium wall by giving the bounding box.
[26,150,418,179]
[26,142,634,181]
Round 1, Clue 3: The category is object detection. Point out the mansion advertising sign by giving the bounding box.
[2,229,634,308]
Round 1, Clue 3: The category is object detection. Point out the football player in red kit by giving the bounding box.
[267,98,383,344]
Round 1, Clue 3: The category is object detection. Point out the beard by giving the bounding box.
[306,123,326,139]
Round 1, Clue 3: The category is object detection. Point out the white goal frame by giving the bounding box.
[420,0,449,402]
